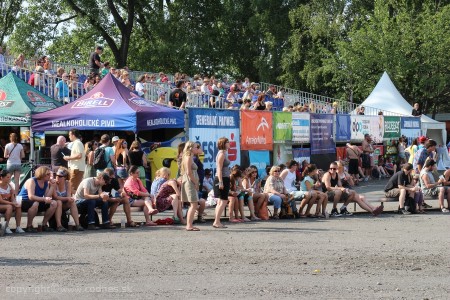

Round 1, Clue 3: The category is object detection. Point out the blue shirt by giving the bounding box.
[55,80,70,98]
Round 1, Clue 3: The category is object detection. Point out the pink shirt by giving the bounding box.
[124,177,148,196]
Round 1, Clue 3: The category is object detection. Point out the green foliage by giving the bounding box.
[0,0,22,46]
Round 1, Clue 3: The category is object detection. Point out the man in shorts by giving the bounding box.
[384,163,416,215]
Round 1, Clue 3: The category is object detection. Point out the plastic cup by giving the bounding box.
[16,196,22,206]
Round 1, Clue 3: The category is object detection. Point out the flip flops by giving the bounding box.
[212,224,227,228]
[186,227,200,231]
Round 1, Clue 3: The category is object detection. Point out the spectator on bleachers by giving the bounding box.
[252,93,266,110]
[43,56,51,73]
[221,76,230,89]
[84,75,96,93]
[276,87,285,99]
[243,77,250,89]
[169,80,187,109]
[100,61,111,78]
[265,101,273,111]
[69,73,81,98]
[135,75,146,97]
[331,102,338,114]
[69,68,77,79]
[0,46,5,75]
[89,46,103,75]
[384,163,416,215]
[226,86,240,103]
[358,106,365,115]
[121,70,132,88]
[55,67,65,82]
[192,74,201,89]
[266,84,276,97]
[0,169,25,234]
[211,79,220,92]
[12,53,25,71]
[240,99,252,110]
[52,167,83,232]
[19,166,58,232]
[208,89,220,108]
[112,67,120,78]
[419,160,448,213]
[200,77,211,94]
[54,73,70,102]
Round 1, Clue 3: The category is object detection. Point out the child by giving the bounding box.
[384,157,396,176]
[377,155,389,178]
[202,168,214,195]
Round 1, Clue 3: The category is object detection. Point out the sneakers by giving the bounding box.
[56,226,67,232]
[75,225,85,231]
[42,225,54,232]
[330,209,342,217]
[399,208,411,215]
[24,226,37,233]
[5,227,13,234]
[441,207,449,213]
[87,224,100,230]
[196,216,206,223]
[324,210,330,219]
[340,208,353,216]
[15,227,25,234]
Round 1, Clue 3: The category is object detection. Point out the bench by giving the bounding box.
[378,195,438,208]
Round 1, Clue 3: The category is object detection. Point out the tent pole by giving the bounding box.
[134,132,137,141]
[30,128,34,167]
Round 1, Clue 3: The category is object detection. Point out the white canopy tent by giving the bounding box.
[358,72,447,145]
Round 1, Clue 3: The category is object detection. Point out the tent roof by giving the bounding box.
[361,72,441,124]
[32,73,184,132]
[0,72,62,126]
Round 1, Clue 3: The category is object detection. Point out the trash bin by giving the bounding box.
[148,147,178,181]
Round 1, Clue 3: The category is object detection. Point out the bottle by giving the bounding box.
[121,218,126,229]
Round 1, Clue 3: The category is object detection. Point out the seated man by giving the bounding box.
[102,168,139,227]
[384,163,417,215]
[321,162,355,217]
[74,172,116,230]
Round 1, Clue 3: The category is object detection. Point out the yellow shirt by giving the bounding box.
[68,139,86,170]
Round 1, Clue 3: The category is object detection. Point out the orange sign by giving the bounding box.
[241,111,273,150]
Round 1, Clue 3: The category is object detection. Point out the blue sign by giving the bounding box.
[310,114,335,155]
[249,151,270,178]
[292,148,310,164]
[335,114,351,141]
[401,117,421,129]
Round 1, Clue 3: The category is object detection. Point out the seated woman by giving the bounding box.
[0,169,24,234]
[228,166,258,222]
[337,161,355,189]
[384,157,397,176]
[419,159,448,212]
[263,166,290,219]
[18,166,59,232]
[150,167,169,196]
[300,164,327,218]
[124,165,158,226]
[155,176,185,224]
[52,167,84,231]
[242,166,268,219]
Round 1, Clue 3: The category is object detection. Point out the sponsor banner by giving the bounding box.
[188,109,240,170]
[0,89,14,107]
[71,92,114,109]
[335,114,351,142]
[383,116,401,140]
[0,115,29,125]
[310,114,335,155]
[401,117,421,145]
[273,112,292,143]
[273,144,293,165]
[27,91,57,108]
[249,151,270,178]
[241,111,273,150]
[292,148,310,164]
[292,113,310,143]
[350,115,384,143]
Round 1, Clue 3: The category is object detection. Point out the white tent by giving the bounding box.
[359,72,447,145]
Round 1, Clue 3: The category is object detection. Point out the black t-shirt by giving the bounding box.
[128,150,144,166]
[384,171,411,192]
[169,88,187,108]
[412,109,422,116]
[50,144,71,167]
[102,178,120,196]
[89,52,101,71]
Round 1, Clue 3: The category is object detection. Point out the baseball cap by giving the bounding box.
[112,136,119,143]
[418,136,427,143]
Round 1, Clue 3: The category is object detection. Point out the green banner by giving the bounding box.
[383,116,401,140]
[273,112,292,143]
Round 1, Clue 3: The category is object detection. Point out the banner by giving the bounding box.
[292,113,310,143]
[401,117,421,145]
[383,116,401,140]
[249,151,270,178]
[292,148,310,164]
[273,144,293,165]
[310,114,335,155]
[188,109,240,170]
[241,111,273,150]
[335,114,351,142]
[351,115,384,143]
[273,112,292,143]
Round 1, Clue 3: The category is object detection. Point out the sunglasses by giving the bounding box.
[329,168,337,170]
[56,175,66,178]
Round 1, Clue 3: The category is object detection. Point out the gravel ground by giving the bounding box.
[1,178,450,300]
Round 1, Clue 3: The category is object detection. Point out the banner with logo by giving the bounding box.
[241,111,273,150]
[273,144,293,165]
[273,112,292,143]
[249,150,270,178]
[383,116,401,140]
[292,148,310,164]
[335,114,351,142]
[401,117,421,145]
[350,115,384,143]
[310,114,335,154]
[188,108,240,170]
[292,113,310,143]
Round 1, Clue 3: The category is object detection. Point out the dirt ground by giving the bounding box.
[1,179,450,300]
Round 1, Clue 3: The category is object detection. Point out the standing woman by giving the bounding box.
[84,141,97,179]
[4,133,25,194]
[114,139,129,188]
[213,137,231,228]
[128,141,148,186]
[181,141,201,231]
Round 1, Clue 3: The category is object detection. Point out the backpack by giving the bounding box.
[93,147,109,169]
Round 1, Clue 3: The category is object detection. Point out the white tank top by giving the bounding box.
[283,170,297,192]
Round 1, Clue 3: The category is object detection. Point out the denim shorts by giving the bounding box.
[116,167,128,179]
[7,164,21,173]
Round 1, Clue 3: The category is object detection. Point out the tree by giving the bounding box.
[0,0,22,46]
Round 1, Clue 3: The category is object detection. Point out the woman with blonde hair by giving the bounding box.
[114,139,129,188]
[150,167,170,196]
[181,141,201,231]
[263,166,288,219]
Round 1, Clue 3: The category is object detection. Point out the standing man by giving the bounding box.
[64,129,85,193]
[89,46,103,75]
[361,134,374,181]
[384,163,416,215]
[50,136,71,173]
[169,80,187,109]
[414,139,437,173]
[412,103,422,117]
[95,134,115,174]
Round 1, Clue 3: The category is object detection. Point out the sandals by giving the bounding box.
[230,218,243,223]
[56,226,67,232]
[145,221,158,226]
[186,227,200,231]
[127,221,140,228]
[271,214,279,220]
[212,224,227,228]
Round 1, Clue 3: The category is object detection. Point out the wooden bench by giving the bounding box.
[378,195,438,208]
